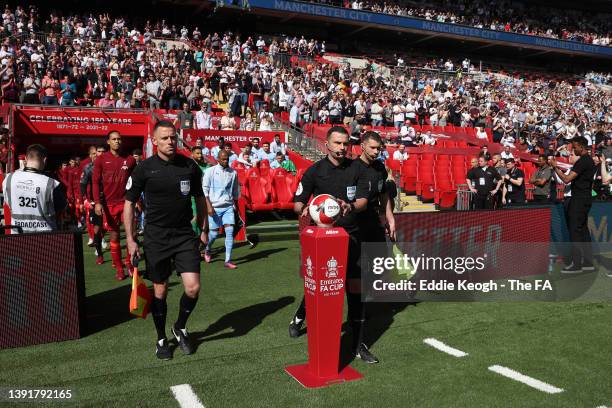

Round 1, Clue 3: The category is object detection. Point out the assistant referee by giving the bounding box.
[124,120,209,360]
[351,131,397,364]
[290,126,379,363]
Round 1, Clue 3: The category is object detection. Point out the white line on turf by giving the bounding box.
[423,338,468,357]
[595,406,608,408]
[170,384,205,408]
[488,365,564,394]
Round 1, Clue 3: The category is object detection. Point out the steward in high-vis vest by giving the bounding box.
[2,144,67,233]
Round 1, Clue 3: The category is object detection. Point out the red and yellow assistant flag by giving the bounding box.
[129,266,152,319]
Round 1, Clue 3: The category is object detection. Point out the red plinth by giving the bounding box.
[285,227,363,388]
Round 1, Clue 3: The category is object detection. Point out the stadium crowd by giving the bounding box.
[0,5,608,153]
[314,0,612,46]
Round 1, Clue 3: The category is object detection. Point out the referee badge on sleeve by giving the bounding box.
[180,180,191,195]
[347,186,356,201]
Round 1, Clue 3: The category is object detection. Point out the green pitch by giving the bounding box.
[1,228,612,407]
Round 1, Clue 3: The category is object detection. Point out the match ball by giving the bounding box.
[309,194,341,228]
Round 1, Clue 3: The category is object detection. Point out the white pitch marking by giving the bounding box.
[595,406,608,408]
[170,384,205,408]
[423,338,468,357]
[488,365,564,394]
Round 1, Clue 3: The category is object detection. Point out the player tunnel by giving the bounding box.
[8,104,150,171]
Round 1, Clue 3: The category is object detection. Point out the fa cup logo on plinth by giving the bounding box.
[325,257,338,278]
[305,256,313,278]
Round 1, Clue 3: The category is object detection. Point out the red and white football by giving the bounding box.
[308,194,341,227]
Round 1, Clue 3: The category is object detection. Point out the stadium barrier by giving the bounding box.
[0,231,85,349]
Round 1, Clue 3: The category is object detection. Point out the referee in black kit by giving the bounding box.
[550,136,596,273]
[124,120,208,360]
[289,126,379,363]
[351,131,397,363]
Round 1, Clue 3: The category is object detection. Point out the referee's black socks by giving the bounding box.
[175,293,199,330]
[151,297,168,341]
[93,234,102,257]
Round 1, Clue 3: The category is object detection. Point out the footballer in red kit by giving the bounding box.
[93,131,136,280]
[79,146,97,244]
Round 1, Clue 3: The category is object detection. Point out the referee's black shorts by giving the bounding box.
[143,224,201,283]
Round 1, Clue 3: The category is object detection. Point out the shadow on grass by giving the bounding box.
[85,278,178,336]
[191,296,295,349]
[338,301,418,370]
[232,248,288,264]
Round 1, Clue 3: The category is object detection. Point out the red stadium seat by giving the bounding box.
[435,179,458,209]
[246,174,274,211]
[271,169,295,210]
[259,159,271,179]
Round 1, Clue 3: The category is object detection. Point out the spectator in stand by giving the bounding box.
[264,136,283,159]
[250,138,263,159]
[530,155,553,203]
[22,72,40,104]
[501,159,526,206]
[258,142,276,162]
[146,74,162,109]
[222,142,238,166]
[116,93,131,109]
[500,132,516,148]
[422,131,436,146]
[236,150,256,169]
[98,92,115,108]
[500,145,515,160]
[132,82,146,108]
[219,111,237,130]
[41,71,58,105]
[479,146,491,162]
[176,103,195,130]
[211,138,224,159]
[195,103,212,130]
[370,99,384,126]
[270,152,297,174]
[378,144,390,162]
[259,112,274,131]
[60,77,76,106]
[392,144,408,161]
[476,127,489,140]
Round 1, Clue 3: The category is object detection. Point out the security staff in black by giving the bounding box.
[466,156,503,209]
[550,136,595,273]
[124,120,209,361]
[289,126,378,363]
[501,159,526,206]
